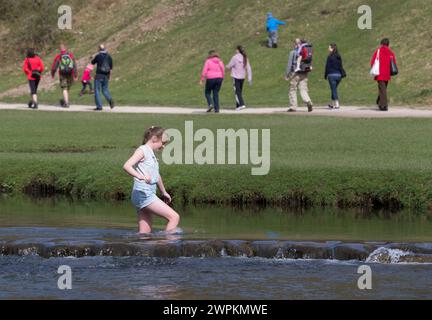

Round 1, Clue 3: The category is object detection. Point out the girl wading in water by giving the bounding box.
[123,127,180,234]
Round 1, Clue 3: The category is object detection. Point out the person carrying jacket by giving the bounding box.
[200,50,225,113]
[266,12,286,48]
[370,38,397,111]
[23,48,44,109]
[51,44,78,108]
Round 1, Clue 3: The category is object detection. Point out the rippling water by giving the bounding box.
[1,196,432,299]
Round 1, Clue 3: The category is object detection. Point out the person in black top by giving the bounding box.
[91,44,114,111]
[324,43,346,109]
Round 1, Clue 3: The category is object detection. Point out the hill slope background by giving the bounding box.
[0,0,431,107]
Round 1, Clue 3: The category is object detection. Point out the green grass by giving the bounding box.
[1,0,432,106]
[1,110,432,210]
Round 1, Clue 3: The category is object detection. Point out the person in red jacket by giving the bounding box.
[51,44,78,108]
[370,38,397,111]
[23,48,44,109]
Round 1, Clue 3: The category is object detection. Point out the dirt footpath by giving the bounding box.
[1,103,432,118]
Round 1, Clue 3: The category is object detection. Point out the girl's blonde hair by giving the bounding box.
[142,126,165,144]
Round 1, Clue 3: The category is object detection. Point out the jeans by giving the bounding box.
[205,78,223,111]
[94,75,112,109]
[233,78,245,107]
[327,73,342,100]
[268,31,278,47]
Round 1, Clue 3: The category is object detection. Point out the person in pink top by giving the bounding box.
[200,50,225,113]
[226,45,252,111]
[80,64,94,96]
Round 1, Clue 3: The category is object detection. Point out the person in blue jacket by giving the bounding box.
[266,12,286,48]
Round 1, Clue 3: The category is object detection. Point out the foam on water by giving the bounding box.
[366,247,411,264]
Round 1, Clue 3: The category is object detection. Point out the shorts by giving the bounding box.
[28,79,40,95]
[131,188,157,212]
[60,74,74,89]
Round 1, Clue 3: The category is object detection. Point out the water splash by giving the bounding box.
[366,247,411,264]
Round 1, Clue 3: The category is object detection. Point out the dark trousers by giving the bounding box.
[205,78,223,111]
[28,79,40,95]
[377,81,389,109]
[327,74,341,100]
[80,81,93,94]
[233,78,245,107]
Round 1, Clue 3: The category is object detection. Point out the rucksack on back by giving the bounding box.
[99,54,111,74]
[300,44,313,72]
[59,53,74,75]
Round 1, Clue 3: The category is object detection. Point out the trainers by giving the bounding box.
[33,103,38,109]
[62,103,70,108]
[28,100,33,109]
[236,105,246,111]
[59,99,65,107]
[327,104,334,109]
[93,108,102,111]
[307,101,313,112]
[206,105,214,112]
[287,108,297,112]
[109,99,115,109]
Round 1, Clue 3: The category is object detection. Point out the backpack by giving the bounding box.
[59,53,74,75]
[299,43,313,72]
[99,54,111,74]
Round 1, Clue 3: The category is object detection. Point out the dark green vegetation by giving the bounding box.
[1,110,432,211]
[1,0,432,106]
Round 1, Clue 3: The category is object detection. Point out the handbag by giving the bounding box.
[27,58,41,80]
[370,49,380,77]
[390,58,398,76]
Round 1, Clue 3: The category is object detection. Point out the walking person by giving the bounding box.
[370,38,398,111]
[266,12,286,48]
[23,48,44,109]
[50,44,78,108]
[226,45,252,111]
[123,126,180,234]
[285,39,313,112]
[79,63,94,96]
[91,44,114,111]
[200,50,225,113]
[324,43,346,109]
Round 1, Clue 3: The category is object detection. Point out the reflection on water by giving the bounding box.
[0,195,432,241]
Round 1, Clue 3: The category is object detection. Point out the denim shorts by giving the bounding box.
[131,188,157,212]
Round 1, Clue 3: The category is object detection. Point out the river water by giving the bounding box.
[1,196,432,299]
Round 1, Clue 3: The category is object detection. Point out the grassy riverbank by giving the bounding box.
[1,110,432,210]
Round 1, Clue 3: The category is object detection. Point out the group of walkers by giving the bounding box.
[23,25,398,114]
[22,43,114,110]
[200,36,397,113]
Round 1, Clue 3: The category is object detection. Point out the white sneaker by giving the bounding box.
[236,105,246,111]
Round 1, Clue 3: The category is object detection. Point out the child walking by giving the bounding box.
[226,45,252,111]
[123,126,180,234]
[80,64,94,96]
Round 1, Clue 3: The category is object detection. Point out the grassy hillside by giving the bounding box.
[0,0,432,106]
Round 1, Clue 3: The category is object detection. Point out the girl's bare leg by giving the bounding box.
[137,209,152,234]
[144,198,180,232]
